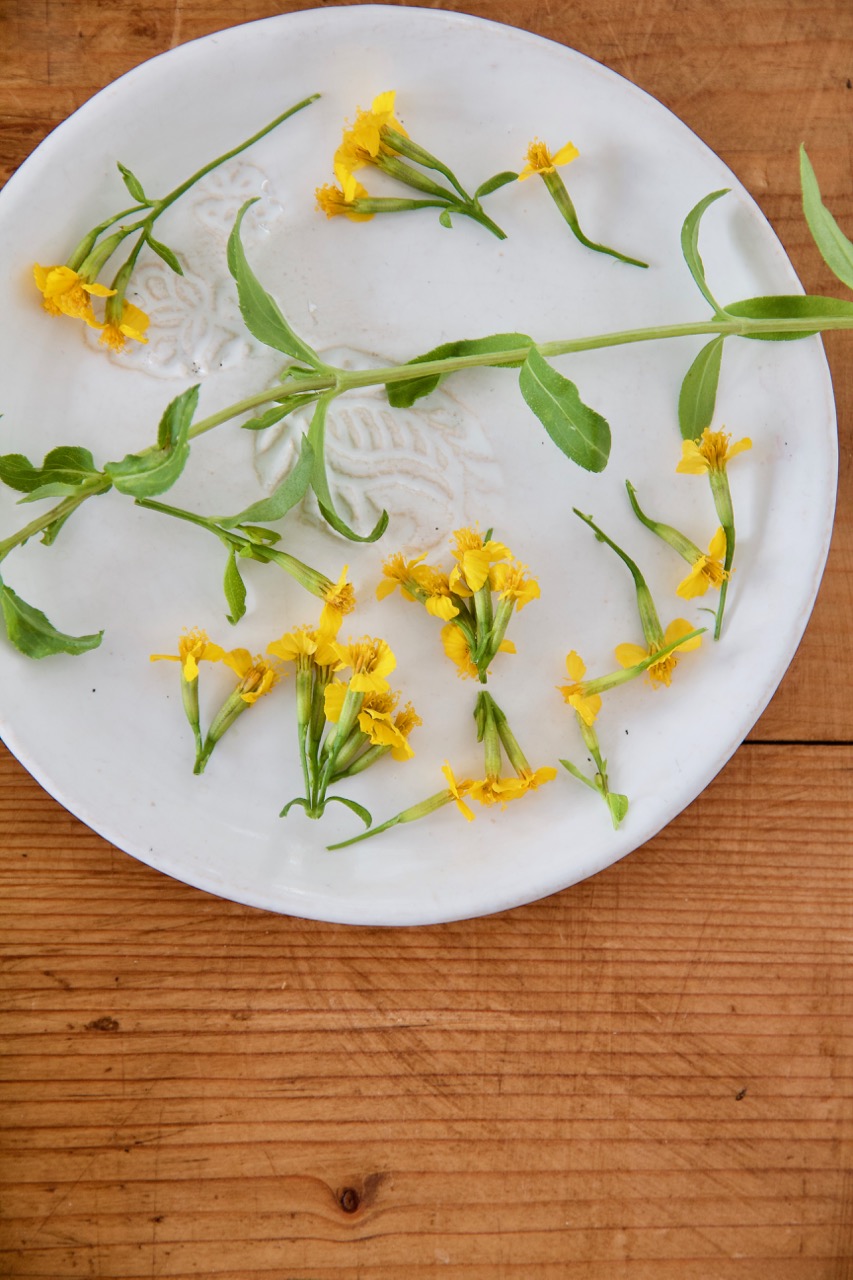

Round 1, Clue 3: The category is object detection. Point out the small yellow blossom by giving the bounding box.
[677,427,752,475]
[349,91,407,159]
[441,762,475,822]
[676,527,729,600]
[332,636,396,694]
[150,627,224,681]
[516,765,558,794]
[376,552,429,604]
[441,624,515,679]
[450,526,512,592]
[615,619,702,689]
[33,263,115,329]
[319,566,357,633]
[268,622,340,668]
[559,650,602,726]
[489,560,540,611]
[358,704,418,760]
[468,774,527,807]
[517,138,579,181]
[98,300,150,353]
[315,181,373,222]
[221,649,280,703]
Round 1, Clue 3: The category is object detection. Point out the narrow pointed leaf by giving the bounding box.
[681,189,730,314]
[475,171,519,199]
[726,292,853,339]
[308,397,389,542]
[519,348,610,472]
[0,574,102,658]
[145,232,184,276]
[117,161,148,203]
[223,550,247,624]
[800,144,853,290]
[387,332,532,408]
[105,385,199,497]
[227,200,323,368]
[325,794,373,828]
[678,336,725,440]
[217,435,314,528]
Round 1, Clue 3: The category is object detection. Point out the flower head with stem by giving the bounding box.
[625,481,729,600]
[150,626,225,757]
[676,427,752,638]
[574,509,703,688]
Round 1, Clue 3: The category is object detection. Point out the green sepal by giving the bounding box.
[387,332,532,408]
[308,397,389,543]
[0,446,101,495]
[117,161,148,204]
[678,335,725,440]
[680,189,730,315]
[519,348,610,472]
[725,293,853,339]
[227,199,324,369]
[217,435,314,528]
[105,384,199,497]
[0,572,102,658]
[324,794,373,828]
[145,232,183,276]
[475,171,519,199]
[800,144,853,291]
[223,549,247,624]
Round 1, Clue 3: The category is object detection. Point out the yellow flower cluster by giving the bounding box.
[33,264,150,353]
[378,525,539,683]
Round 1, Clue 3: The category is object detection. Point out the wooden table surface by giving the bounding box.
[1,1,852,1277]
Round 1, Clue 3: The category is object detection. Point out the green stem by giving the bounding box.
[0,476,111,562]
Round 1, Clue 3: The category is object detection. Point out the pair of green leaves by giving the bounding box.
[387,332,612,474]
[678,150,853,439]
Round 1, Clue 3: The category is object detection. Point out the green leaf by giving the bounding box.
[227,200,323,369]
[0,573,102,658]
[475,171,519,199]
[680,188,730,314]
[518,348,611,472]
[559,758,599,793]
[678,336,725,440]
[105,385,199,497]
[725,292,853,339]
[606,792,629,827]
[145,232,183,276]
[117,161,148,203]
[238,525,281,546]
[800,144,853,291]
[223,549,247,624]
[18,482,87,503]
[217,435,314,528]
[324,794,373,828]
[438,210,453,229]
[308,397,389,543]
[0,445,100,494]
[387,332,533,408]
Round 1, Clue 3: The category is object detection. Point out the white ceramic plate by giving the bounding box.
[0,6,836,924]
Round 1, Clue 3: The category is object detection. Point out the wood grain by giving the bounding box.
[1,1,852,1276]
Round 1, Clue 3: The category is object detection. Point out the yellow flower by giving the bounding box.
[516,765,558,794]
[489,561,540,611]
[268,621,340,668]
[358,702,419,760]
[517,138,579,181]
[332,636,396,694]
[221,649,280,703]
[376,552,428,604]
[450,526,512,592]
[315,181,374,222]
[676,527,729,599]
[614,619,702,689]
[441,624,515,679]
[441,762,475,822]
[98,300,150,353]
[319,566,357,633]
[677,427,752,475]
[559,650,602,726]
[349,90,407,159]
[468,774,527,807]
[33,263,115,329]
[150,627,225,681]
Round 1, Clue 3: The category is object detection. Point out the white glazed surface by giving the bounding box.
[0,6,836,924]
